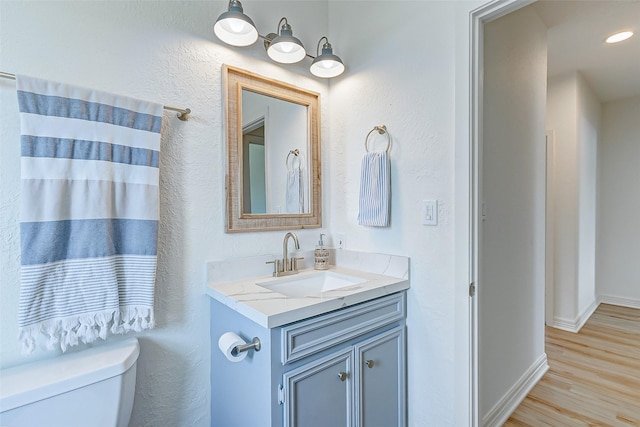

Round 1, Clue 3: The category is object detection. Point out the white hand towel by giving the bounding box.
[357,151,391,227]
[286,166,304,213]
[16,75,162,353]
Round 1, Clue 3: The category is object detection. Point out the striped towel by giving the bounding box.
[357,151,391,227]
[16,75,162,353]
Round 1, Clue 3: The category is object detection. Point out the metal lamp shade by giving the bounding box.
[310,48,345,78]
[267,29,306,64]
[214,2,258,47]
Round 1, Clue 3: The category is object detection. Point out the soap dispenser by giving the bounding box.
[314,233,330,270]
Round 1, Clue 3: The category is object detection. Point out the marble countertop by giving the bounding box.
[205,250,410,328]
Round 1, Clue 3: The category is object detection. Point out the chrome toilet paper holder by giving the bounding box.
[231,337,261,356]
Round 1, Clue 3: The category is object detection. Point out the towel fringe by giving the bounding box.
[18,306,154,354]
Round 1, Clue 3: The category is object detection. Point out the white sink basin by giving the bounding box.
[256,271,367,298]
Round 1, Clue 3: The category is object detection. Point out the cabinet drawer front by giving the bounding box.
[282,292,405,364]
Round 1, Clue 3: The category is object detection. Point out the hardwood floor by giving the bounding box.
[505,304,640,426]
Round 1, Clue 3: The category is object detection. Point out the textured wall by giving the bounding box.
[327,2,458,424]
[0,2,328,426]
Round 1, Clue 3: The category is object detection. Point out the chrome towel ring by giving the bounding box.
[365,125,390,153]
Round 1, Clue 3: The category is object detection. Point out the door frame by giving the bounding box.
[466,0,538,425]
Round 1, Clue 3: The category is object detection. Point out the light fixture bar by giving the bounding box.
[213,3,345,77]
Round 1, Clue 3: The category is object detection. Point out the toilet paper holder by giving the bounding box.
[231,337,261,356]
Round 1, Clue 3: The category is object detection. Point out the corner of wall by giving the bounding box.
[550,299,599,333]
[481,353,549,427]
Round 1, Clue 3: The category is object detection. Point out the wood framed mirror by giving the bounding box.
[223,65,321,232]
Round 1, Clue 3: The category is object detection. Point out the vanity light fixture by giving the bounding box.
[310,37,345,78]
[213,0,259,47]
[605,31,634,44]
[213,0,345,78]
[266,18,306,64]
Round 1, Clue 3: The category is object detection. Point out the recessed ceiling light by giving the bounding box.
[605,31,634,44]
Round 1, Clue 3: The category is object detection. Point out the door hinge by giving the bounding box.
[469,282,476,297]
[278,384,285,405]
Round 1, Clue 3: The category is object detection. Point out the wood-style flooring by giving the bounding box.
[505,303,640,426]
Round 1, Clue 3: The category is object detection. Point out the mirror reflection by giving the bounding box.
[241,90,309,214]
[223,65,321,232]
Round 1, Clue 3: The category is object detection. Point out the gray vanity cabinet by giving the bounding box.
[210,291,407,427]
[283,326,406,427]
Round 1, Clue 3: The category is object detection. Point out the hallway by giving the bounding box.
[506,304,640,426]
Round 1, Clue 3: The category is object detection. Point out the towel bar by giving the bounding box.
[286,149,301,170]
[0,71,191,121]
[365,125,391,152]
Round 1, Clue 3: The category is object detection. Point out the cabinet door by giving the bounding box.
[283,348,355,427]
[356,326,406,427]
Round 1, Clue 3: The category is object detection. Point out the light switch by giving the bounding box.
[422,200,438,226]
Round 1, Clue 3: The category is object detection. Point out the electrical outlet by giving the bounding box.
[336,233,346,249]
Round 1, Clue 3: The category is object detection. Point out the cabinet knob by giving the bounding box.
[337,372,347,382]
[365,360,375,369]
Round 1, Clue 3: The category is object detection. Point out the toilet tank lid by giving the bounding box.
[0,338,140,412]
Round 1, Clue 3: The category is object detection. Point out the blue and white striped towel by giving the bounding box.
[357,151,391,227]
[16,75,162,353]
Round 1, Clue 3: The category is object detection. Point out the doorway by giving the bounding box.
[472,1,636,423]
[469,1,544,425]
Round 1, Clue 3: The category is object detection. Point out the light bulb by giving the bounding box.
[228,18,245,33]
[322,60,335,69]
[280,42,295,53]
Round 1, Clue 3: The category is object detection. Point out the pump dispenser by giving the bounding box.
[314,233,330,270]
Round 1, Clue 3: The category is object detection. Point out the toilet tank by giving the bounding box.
[0,338,140,427]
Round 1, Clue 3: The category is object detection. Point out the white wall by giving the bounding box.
[576,74,600,314]
[546,71,600,329]
[547,73,579,322]
[597,96,640,306]
[0,2,329,426]
[480,6,548,423]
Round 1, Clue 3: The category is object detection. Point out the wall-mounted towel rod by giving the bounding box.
[0,71,191,121]
[286,149,300,165]
[365,125,391,153]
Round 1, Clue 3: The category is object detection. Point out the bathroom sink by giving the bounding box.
[256,271,367,298]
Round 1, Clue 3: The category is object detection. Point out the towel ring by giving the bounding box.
[286,149,301,171]
[365,125,390,153]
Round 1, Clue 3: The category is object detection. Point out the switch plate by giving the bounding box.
[422,200,438,226]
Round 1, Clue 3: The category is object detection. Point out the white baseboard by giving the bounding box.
[549,299,599,333]
[598,295,640,310]
[482,353,549,427]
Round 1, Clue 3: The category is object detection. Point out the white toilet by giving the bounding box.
[0,337,140,427]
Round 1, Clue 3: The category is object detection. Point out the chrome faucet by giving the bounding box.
[266,232,304,277]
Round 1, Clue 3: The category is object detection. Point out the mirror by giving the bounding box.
[223,65,321,232]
